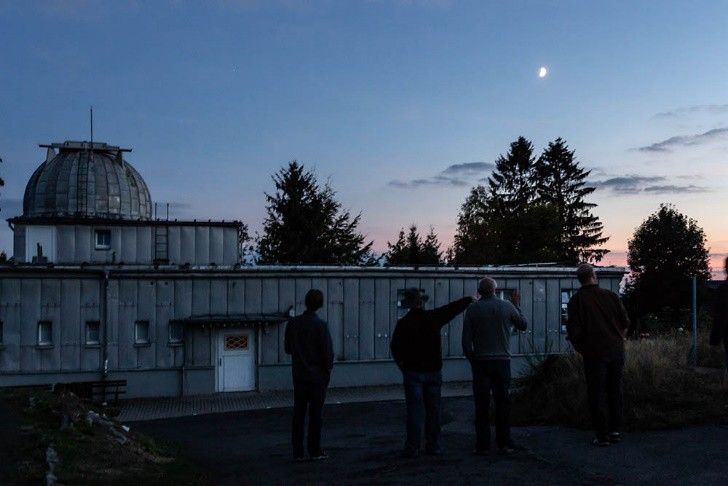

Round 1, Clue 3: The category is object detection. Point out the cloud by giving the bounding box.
[389,161,494,189]
[642,185,708,194]
[654,104,728,118]
[593,175,666,194]
[593,175,708,195]
[636,128,728,153]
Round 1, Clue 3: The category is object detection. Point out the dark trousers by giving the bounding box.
[470,359,512,449]
[402,370,442,453]
[583,356,624,439]
[292,380,328,457]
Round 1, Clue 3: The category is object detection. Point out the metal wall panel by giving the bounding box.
[343,279,359,361]
[294,279,311,316]
[174,279,193,366]
[106,279,119,369]
[532,279,547,353]
[80,279,101,372]
[13,226,26,262]
[519,279,534,354]
[20,279,41,372]
[209,227,224,265]
[194,227,210,265]
[180,227,195,264]
[167,226,181,264]
[120,226,137,263]
[222,227,238,265]
[261,278,279,365]
[389,278,405,351]
[327,278,344,361]
[191,279,211,366]
[74,226,91,263]
[40,279,61,371]
[117,279,137,369]
[210,280,227,315]
[358,279,375,361]
[227,280,244,315]
[155,280,174,369]
[56,226,75,263]
[135,280,156,369]
[374,278,390,359]
[546,279,561,352]
[448,279,465,357]
[0,279,21,371]
[136,227,152,263]
[278,279,296,363]
[433,278,450,356]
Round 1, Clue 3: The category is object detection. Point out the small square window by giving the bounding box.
[86,321,100,345]
[95,229,111,250]
[497,289,515,302]
[135,320,150,344]
[38,321,53,346]
[169,321,184,345]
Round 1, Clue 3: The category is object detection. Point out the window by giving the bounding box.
[37,321,53,346]
[169,321,184,345]
[134,320,150,344]
[95,229,111,250]
[86,321,100,346]
[560,289,577,333]
[496,289,515,302]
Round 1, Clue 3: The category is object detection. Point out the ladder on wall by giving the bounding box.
[77,148,90,215]
[154,225,169,264]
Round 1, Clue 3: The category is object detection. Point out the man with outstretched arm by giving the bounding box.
[390,288,473,458]
[567,264,630,447]
[285,289,334,461]
[462,277,528,455]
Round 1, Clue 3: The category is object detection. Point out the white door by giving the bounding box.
[217,330,256,392]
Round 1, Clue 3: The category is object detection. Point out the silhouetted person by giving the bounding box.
[710,256,728,385]
[390,288,473,457]
[285,289,334,461]
[462,277,527,455]
[567,264,630,446]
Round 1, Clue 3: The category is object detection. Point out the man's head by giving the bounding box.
[400,288,429,309]
[478,277,497,297]
[576,263,598,286]
[305,289,324,312]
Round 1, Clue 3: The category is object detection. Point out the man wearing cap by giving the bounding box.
[390,288,473,457]
[567,263,630,447]
[462,277,528,455]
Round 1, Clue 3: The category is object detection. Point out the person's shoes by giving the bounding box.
[592,437,610,447]
[400,448,419,458]
[608,432,622,444]
[310,451,329,461]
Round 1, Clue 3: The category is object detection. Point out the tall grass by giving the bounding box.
[512,333,728,430]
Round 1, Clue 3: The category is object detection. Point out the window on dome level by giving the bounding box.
[95,229,111,250]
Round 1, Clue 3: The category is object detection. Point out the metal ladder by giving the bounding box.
[77,148,90,215]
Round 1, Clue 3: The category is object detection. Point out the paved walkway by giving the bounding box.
[118,382,472,422]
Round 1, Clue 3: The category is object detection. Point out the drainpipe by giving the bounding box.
[100,270,110,381]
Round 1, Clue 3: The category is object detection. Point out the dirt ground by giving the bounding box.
[137,396,728,485]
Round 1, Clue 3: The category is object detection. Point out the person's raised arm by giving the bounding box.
[431,297,474,327]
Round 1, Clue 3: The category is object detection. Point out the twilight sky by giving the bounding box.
[1,0,727,270]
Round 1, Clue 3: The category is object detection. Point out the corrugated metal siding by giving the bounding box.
[0,269,626,375]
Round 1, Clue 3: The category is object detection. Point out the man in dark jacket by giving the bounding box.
[285,289,334,461]
[567,264,630,447]
[710,257,728,384]
[390,288,473,457]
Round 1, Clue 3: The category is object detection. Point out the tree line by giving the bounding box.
[253,136,609,267]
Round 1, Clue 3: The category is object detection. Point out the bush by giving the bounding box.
[512,333,728,430]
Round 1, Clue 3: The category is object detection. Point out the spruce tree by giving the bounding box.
[487,136,537,215]
[535,138,609,263]
[421,226,443,264]
[386,224,442,265]
[256,161,374,265]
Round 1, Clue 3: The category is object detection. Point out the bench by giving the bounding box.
[56,380,127,404]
